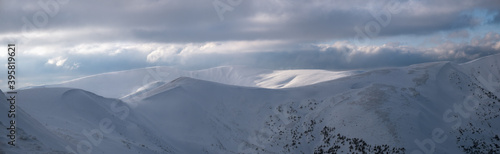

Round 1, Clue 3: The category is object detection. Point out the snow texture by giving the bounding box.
[1,54,500,153]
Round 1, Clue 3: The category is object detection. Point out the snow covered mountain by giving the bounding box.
[44,66,357,99]
[1,54,500,153]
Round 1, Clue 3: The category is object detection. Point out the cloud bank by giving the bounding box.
[0,0,499,87]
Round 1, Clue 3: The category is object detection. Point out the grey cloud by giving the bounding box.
[448,29,470,38]
[153,32,500,70]
[2,0,499,44]
[11,31,500,89]
[493,13,500,23]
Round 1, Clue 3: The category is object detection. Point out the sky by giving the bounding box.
[0,0,499,88]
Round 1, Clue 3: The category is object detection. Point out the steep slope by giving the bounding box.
[3,88,178,153]
[0,89,71,153]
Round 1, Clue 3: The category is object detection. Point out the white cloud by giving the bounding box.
[47,56,67,67]
[494,41,500,50]
[141,40,296,63]
[66,62,80,70]
[46,56,80,70]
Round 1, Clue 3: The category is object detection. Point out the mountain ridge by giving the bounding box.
[1,54,499,153]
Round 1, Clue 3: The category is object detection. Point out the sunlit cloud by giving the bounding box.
[47,56,67,67]
[0,0,498,88]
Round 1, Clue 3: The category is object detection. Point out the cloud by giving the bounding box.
[16,31,500,72]
[447,29,470,38]
[494,13,500,23]
[2,0,499,44]
[46,56,79,70]
[494,42,500,50]
[171,32,500,70]
[47,56,67,67]
[0,0,499,88]
[471,32,500,47]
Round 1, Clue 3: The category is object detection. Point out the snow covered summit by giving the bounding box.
[1,54,500,153]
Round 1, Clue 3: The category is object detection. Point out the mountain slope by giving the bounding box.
[0,89,70,154]
[2,54,499,153]
[44,66,356,99]
[127,54,500,153]
[1,88,178,153]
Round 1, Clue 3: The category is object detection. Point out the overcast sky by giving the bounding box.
[0,0,500,88]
